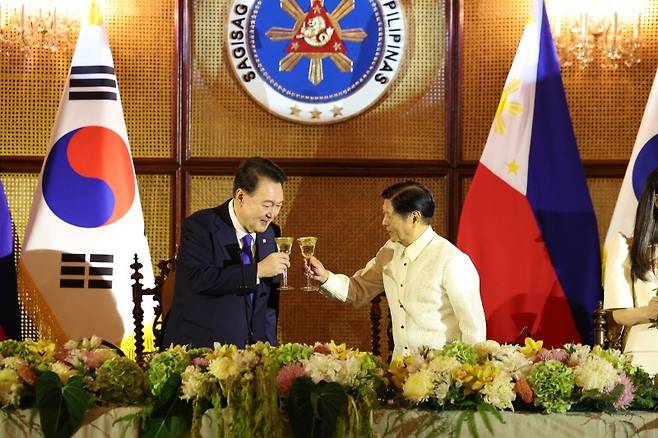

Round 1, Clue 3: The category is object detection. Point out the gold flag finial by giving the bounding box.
[88,0,104,25]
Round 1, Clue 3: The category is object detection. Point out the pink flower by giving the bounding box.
[604,372,635,410]
[17,364,37,386]
[54,349,69,363]
[535,348,568,363]
[276,364,306,397]
[83,351,104,370]
[192,357,209,367]
[515,377,534,404]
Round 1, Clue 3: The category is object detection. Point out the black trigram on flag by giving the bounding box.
[68,65,118,101]
[60,253,114,289]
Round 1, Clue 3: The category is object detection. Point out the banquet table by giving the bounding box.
[2,407,657,437]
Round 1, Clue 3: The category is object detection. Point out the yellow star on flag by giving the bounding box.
[493,79,523,135]
[507,161,520,175]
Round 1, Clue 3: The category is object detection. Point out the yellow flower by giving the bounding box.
[49,361,77,384]
[520,338,543,357]
[452,362,498,395]
[329,341,350,360]
[208,357,239,380]
[403,369,434,403]
[388,356,409,390]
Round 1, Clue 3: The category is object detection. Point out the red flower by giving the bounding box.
[276,364,306,397]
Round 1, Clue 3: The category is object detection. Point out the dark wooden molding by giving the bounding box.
[446,0,463,241]
[173,0,193,249]
[183,157,453,177]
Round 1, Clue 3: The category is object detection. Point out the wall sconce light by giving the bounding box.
[0,1,86,57]
[547,0,643,69]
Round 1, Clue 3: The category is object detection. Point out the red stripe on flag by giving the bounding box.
[458,165,581,347]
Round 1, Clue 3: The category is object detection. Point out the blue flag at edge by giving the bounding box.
[0,179,22,341]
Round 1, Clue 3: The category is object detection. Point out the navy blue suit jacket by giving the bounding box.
[161,200,280,348]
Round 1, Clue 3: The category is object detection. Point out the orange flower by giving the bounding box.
[515,376,534,403]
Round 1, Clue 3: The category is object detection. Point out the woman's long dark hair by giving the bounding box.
[630,168,658,280]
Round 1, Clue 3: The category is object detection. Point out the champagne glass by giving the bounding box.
[275,236,294,290]
[298,236,318,291]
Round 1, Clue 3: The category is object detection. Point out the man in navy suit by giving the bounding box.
[162,157,289,348]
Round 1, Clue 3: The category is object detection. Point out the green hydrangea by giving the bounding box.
[94,356,146,405]
[528,360,575,413]
[0,340,40,364]
[147,348,190,396]
[275,343,313,366]
[441,342,478,365]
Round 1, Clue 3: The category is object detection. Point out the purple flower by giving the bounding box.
[604,372,635,410]
[535,348,569,364]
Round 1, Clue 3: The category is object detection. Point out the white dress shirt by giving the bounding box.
[322,226,486,357]
[604,232,658,375]
[228,199,259,283]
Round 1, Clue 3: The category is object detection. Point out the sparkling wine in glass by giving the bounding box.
[297,236,318,291]
[275,236,294,290]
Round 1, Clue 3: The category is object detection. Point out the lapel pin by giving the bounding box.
[262,238,266,243]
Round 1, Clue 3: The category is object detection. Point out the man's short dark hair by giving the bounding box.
[233,157,287,195]
[381,181,434,224]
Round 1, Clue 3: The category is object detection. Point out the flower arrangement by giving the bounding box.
[392,339,658,415]
[0,336,656,438]
[0,336,132,438]
[276,341,387,438]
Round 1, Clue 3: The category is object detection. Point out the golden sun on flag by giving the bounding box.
[265,0,367,85]
[493,79,523,135]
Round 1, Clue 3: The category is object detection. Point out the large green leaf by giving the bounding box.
[288,377,347,438]
[139,374,191,438]
[36,371,90,438]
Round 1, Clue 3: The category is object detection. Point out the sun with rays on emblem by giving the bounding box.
[265,0,367,85]
[493,79,523,135]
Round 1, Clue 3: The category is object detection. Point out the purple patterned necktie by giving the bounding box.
[241,234,254,305]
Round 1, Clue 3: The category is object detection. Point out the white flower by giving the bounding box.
[304,354,340,384]
[335,356,361,387]
[481,372,516,411]
[474,340,501,358]
[566,344,591,367]
[574,355,618,391]
[236,350,258,371]
[491,344,532,379]
[181,365,211,400]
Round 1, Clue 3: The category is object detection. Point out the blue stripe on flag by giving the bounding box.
[632,134,658,199]
[525,3,601,344]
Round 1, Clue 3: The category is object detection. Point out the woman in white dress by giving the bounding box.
[604,169,658,376]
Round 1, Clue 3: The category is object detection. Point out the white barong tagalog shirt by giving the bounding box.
[321,226,486,357]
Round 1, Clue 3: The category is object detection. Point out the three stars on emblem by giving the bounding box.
[266,0,367,85]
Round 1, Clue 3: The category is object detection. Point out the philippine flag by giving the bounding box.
[604,68,658,276]
[21,2,154,352]
[457,1,601,347]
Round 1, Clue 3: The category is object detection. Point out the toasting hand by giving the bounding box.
[257,252,290,278]
[304,256,329,284]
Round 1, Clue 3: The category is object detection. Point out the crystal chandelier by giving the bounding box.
[547,0,643,69]
[0,1,85,56]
